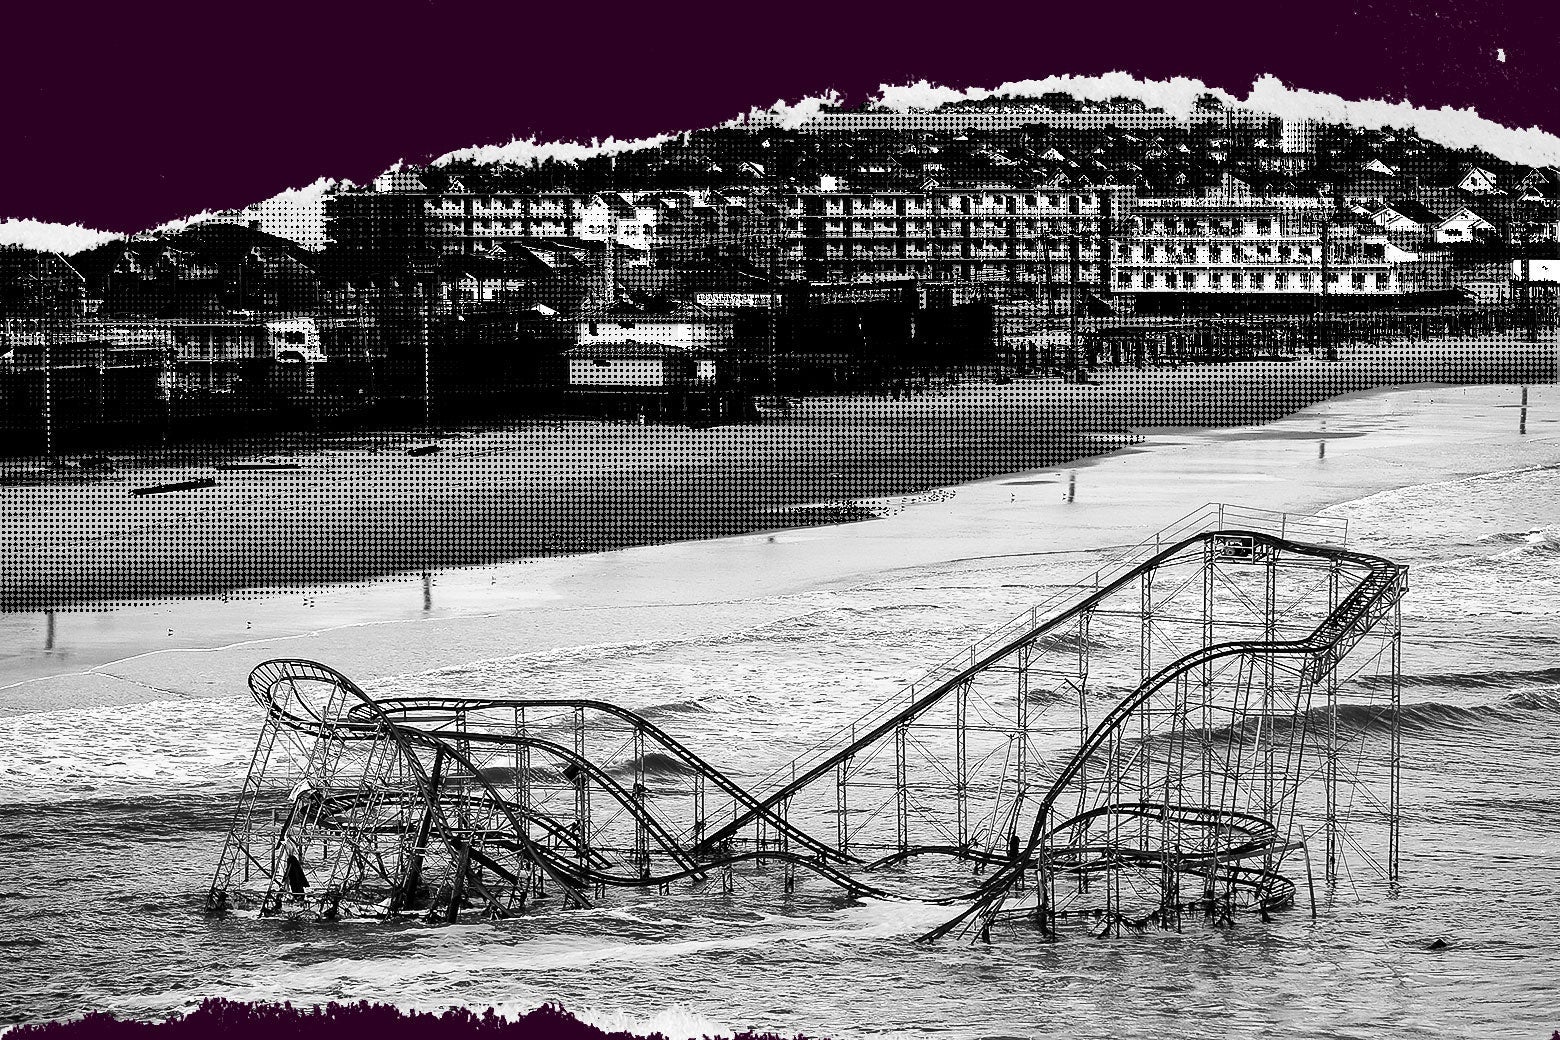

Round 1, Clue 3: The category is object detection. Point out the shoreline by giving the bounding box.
[3,336,1553,616]
[0,372,1555,717]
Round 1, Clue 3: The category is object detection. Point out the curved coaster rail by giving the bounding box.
[208,503,1405,942]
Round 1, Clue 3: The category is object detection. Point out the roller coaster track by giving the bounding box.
[209,503,1406,941]
[923,561,1402,940]
[358,696,850,864]
[224,663,883,910]
[694,529,1402,853]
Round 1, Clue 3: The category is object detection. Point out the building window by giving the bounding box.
[1211,272,1223,287]
[1353,273,1367,289]
[1256,218,1272,234]
[1375,273,1389,289]
[1118,271,1132,286]
[1252,272,1265,288]
[1275,273,1289,289]
[1182,271,1196,288]
[1231,272,1245,288]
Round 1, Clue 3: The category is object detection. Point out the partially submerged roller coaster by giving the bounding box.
[209,504,1406,941]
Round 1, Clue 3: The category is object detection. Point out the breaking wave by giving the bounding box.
[1378,664,1560,691]
[1197,691,1557,744]
[637,699,710,719]
[609,752,697,779]
[1476,526,1560,547]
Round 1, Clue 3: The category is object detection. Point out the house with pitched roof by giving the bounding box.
[1515,167,1560,201]
[1369,199,1434,235]
[577,192,654,263]
[1455,165,1499,194]
[0,248,87,318]
[1428,201,1496,244]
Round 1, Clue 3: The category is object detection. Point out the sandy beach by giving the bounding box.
[1,333,1555,717]
[2,335,1552,612]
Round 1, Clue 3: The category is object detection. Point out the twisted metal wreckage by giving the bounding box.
[208,504,1406,942]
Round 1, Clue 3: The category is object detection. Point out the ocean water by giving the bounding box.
[2,462,1559,1037]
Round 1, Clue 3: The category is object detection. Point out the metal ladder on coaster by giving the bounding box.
[206,706,284,913]
[253,674,359,917]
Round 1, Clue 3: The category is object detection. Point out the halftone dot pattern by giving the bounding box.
[2,111,1557,612]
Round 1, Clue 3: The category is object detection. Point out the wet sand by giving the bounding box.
[0,338,1555,717]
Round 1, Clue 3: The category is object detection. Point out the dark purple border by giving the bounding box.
[7,0,1558,233]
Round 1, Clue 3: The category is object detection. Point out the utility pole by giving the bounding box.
[421,275,433,430]
[1318,192,1334,361]
[1069,227,1081,375]
[411,182,439,432]
[1516,202,1537,342]
[1043,234,1055,319]
[768,186,783,395]
[34,278,55,462]
[42,326,54,461]
[606,199,619,311]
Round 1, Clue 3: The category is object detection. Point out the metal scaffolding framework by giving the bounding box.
[208,503,1406,942]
